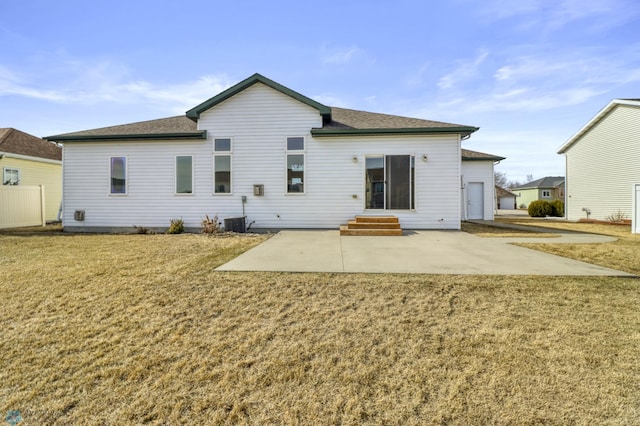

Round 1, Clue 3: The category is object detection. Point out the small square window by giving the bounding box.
[287,137,304,151]
[215,138,231,152]
[3,167,19,185]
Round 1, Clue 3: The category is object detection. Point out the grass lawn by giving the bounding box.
[1,225,639,424]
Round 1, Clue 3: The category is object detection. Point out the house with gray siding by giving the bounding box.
[46,73,503,232]
[558,99,640,222]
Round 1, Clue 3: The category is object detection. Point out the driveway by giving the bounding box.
[216,229,633,276]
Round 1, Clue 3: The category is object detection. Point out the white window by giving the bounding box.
[541,190,551,198]
[2,167,19,185]
[214,138,232,194]
[286,137,305,193]
[110,157,126,194]
[176,156,193,194]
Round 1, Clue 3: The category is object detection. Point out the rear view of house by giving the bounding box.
[46,73,503,232]
[558,99,640,222]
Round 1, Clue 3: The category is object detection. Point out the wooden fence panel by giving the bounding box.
[0,185,45,229]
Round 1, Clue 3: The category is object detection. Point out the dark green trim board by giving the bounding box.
[462,155,505,161]
[46,131,207,142]
[311,126,479,137]
[186,73,332,121]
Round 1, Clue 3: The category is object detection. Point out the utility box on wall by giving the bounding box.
[74,210,85,221]
[253,184,264,196]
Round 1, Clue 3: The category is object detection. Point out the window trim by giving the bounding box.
[541,190,551,198]
[285,136,306,194]
[175,155,194,195]
[109,156,127,195]
[213,137,233,195]
[2,167,20,185]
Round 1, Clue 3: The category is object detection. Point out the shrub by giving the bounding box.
[201,215,220,235]
[167,218,184,234]
[606,210,627,223]
[528,200,553,217]
[519,203,527,209]
[549,200,564,217]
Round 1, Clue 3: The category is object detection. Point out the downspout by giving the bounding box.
[493,160,501,217]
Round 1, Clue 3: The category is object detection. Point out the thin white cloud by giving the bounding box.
[320,45,363,64]
[473,0,638,32]
[0,60,233,113]
[438,49,489,90]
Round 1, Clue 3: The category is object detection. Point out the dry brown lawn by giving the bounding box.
[1,226,639,424]
[497,219,640,275]
[460,221,557,238]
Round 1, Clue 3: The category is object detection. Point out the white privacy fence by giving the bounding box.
[0,185,46,229]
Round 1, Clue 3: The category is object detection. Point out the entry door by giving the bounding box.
[365,155,414,210]
[467,182,484,219]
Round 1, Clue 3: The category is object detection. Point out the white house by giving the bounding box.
[46,73,503,232]
[557,99,640,223]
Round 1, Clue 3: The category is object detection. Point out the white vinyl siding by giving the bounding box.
[461,161,496,220]
[564,104,640,221]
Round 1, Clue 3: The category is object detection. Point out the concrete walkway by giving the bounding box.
[216,227,634,276]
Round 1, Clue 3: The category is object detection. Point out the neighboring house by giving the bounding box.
[495,186,516,210]
[512,177,565,209]
[558,99,640,222]
[46,73,504,232]
[0,128,62,222]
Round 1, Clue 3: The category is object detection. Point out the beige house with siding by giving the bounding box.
[46,73,503,232]
[558,99,640,222]
[0,128,62,222]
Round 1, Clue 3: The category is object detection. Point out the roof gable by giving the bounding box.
[558,99,640,154]
[0,128,62,161]
[186,73,331,121]
[45,73,481,142]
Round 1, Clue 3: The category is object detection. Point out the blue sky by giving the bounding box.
[2,0,639,183]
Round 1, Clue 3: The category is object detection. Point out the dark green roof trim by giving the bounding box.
[186,73,332,121]
[311,126,479,137]
[46,131,207,142]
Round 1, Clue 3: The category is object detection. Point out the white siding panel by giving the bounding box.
[63,82,463,231]
[564,105,640,221]
[461,161,495,220]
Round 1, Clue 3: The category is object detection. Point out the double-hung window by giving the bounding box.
[110,157,126,194]
[2,167,19,185]
[176,155,193,194]
[286,137,305,193]
[214,138,232,194]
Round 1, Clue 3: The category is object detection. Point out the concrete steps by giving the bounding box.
[340,216,403,236]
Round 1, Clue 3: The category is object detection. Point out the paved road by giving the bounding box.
[216,228,633,276]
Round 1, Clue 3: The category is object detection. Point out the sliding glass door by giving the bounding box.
[365,155,415,210]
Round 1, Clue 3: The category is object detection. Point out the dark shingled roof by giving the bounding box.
[461,148,505,161]
[495,186,516,197]
[0,128,62,161]
[45,116,203,141]
[326,107,470,130]
[512,176,565,190]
